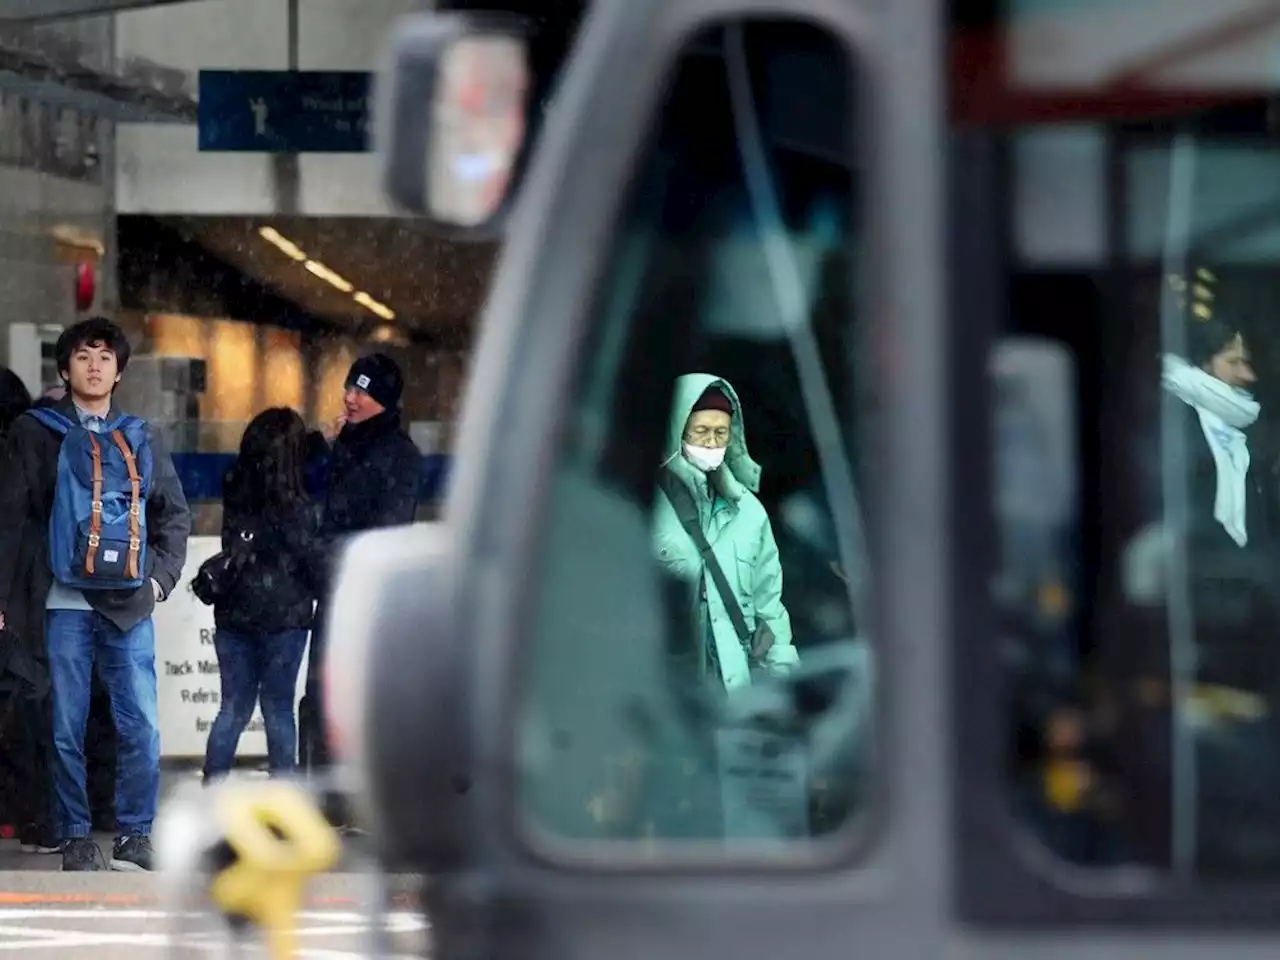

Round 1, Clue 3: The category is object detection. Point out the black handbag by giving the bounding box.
[190,526,256,606]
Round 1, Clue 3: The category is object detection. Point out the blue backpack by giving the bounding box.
[27,407,154,591]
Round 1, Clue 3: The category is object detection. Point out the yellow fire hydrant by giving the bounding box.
[204,781,343,959]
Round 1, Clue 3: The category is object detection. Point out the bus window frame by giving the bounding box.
[415,0,941,902]
[491,6,885,873]
[952,105,1280,927]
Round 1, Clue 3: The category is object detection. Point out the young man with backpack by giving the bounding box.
[0,317,191,871]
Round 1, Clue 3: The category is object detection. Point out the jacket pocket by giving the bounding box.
[655,534,698,580]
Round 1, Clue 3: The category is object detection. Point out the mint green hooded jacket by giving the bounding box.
[653,374,798,690]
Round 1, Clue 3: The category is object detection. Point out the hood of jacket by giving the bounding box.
[661,373,762,500]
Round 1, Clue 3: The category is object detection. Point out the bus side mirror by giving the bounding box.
[378,12,531,235]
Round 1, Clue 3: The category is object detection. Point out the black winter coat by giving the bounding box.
[0,414,44,693]
[213,485,325,636]
[301,408,420,725]
[319,409,421,543]
[1176,400,1280,694]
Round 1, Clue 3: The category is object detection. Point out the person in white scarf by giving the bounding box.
[1162,331,1260,547]
[1126,325,1262,603]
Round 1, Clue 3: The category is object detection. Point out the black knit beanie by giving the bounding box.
[345,353,403,410]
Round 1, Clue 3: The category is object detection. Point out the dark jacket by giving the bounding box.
[0,407,45,697]
[318,409,421,543]
[1176,400,1280,693]
[0,396,192,638]
[214,487,325,636]
[301,408,419,734]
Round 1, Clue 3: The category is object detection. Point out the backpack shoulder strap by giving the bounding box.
[658,468,752,644]
[105,414,147,436]
[106,428,145,581]
[25,407,74,436]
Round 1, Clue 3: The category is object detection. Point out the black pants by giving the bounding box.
[1195,709,1280,875]
[2,688,54,832]
[299,616,331,775]
[298,617,353,826]
[0,628,53,833]
[2,667,116,834]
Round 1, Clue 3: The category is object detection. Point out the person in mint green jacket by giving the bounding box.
[653,374,799,691]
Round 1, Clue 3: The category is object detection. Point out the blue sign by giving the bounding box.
[198,70,373,153]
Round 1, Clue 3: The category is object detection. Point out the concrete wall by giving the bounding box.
[122,308,352,447]
[0,166,110,372]
[0,12,114,376]
[115,0,421,216]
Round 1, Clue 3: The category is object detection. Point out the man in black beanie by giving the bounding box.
[300,352,421,802]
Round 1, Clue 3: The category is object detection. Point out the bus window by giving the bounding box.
[980,2,1280,881]
[514,18,870,854]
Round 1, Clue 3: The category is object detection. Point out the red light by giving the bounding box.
[74,263,95,312]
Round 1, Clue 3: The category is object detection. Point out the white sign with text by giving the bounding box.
[152,536,310,759]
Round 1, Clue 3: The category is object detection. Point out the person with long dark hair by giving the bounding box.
[201,407,323,783]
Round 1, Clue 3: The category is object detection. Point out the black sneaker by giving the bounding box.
[110,834,154,872]
[19,824,62,855]
[61,837,105,872]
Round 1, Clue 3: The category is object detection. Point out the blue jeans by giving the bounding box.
[203,628,308,780]
[46,609,159,840]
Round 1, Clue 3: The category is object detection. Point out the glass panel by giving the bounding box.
[973,0,1280,878]
[1114,138,1280,877]
[516,18,870,853]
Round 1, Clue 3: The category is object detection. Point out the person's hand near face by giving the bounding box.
[323,413,348,442]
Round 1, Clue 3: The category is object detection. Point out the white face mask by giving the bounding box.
[683,443,727,473]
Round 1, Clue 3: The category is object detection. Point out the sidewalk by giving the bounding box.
[0,764,372,872]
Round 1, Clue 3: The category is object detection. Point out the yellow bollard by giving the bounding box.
[205,782,343,959]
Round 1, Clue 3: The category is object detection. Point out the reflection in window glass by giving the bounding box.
[1005,111,1280,876]
[516,19,871,851]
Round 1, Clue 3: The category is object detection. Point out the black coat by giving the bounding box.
[300,408,421,769]
[214,488,325,637]
[0,396,192,649]
[319,409,421,544]
[1176,400,1280,694]
[0,413,45,695]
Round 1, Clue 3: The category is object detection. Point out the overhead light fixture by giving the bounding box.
[354,291,396,321]
[51,224,105,256]
[305,259,355,293]
[259,225,398,322]
[258,226,306,261]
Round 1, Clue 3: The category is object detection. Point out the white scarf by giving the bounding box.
[1162,354,1260,546]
